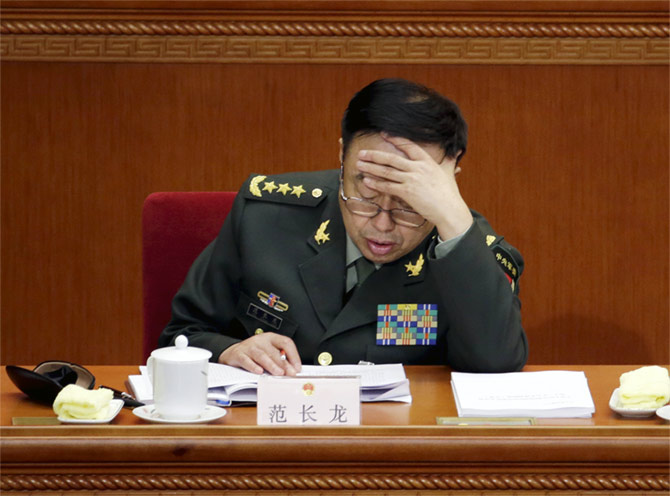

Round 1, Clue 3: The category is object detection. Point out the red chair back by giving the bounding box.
[142,191,237,361]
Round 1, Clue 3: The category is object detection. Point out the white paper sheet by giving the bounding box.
[451,370,595,418]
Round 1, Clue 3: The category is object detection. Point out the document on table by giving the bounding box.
[450,370,596,418]
[129,362,411,404]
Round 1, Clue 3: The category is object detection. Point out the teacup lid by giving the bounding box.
[150,335,212,362]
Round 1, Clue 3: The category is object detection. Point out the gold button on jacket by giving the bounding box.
[317,352,333,366]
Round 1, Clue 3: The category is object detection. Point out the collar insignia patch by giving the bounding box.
[314,220,331,245]
[405,253,424,277]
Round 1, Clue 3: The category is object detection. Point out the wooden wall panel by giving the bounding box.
[1,1,668,366]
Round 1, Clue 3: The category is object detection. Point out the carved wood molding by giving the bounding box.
[2,473,669,492]
[1,35,668,64]
[0,16,668,64]
[2,19,668,38]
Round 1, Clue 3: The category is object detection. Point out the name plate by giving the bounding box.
[257,375,361,426]
[436,416,536,426]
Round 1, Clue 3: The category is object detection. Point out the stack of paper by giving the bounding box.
[297,364,411,403]
[450,370,595,418]
[129,363,411,404]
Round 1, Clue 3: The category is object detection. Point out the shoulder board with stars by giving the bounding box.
[243,174,328,207]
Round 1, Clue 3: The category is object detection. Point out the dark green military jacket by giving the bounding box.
[160,169,528,372]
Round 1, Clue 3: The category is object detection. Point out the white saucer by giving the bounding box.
[132,404,227,424]
[656,405,670,421]
[609,388,660,418]
[58,399,124,424]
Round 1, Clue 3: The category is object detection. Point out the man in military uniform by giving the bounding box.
[159,78,527,374]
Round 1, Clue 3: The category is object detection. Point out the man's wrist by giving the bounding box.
[434,221,474,259]
[435,213,473,242]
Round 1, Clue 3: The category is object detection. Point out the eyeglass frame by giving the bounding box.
[338,164,427,228]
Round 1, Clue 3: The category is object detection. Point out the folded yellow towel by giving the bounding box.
[619,366,670,409]
[53,384,113,419]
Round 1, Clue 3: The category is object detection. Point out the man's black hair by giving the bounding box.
[341,78,467,163]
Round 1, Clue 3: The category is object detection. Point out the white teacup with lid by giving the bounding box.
[147,335,211,420]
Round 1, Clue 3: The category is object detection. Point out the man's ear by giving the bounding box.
[454,150,463,176]
[338,138,343,164]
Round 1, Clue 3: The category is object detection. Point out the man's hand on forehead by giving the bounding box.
[380,134,410,160]
[354,135,456,197]
[355,134,473,241]
[384,134,462,174]
[356,135,455,177]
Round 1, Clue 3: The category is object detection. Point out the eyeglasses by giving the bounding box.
[339,177,426,228]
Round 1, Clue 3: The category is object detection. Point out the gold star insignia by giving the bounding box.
[291,184,306,198]
[405,254,424,277]
[263,181,277,193]
[277,183,291,195]
[314,220,331,245]
[249,175,266,197]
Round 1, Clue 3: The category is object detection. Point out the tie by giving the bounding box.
[345,257,375,302]
[355,257,375,287]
